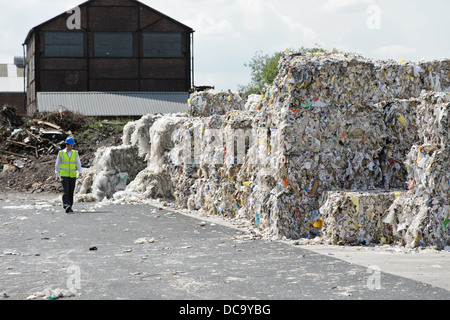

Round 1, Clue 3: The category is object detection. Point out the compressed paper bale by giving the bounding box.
[385,196,450,249]
[281,104,388,190]
[147,115,189,170]
[319,190,404,245]
[188,90,245,116]
[405,92,449,199]
[170,111,257,218]
[384,92,450,249]
[168,117,208,208]
[129,114,163,161]
[406,146,449,198]
[114,115,189,202]
[377,99,419,189]
[76,145,146,201]
[114,167,174,201]
[415,91,449,146]
[244,94,263,111]
[275,52,449,107]
[385,156,449,248]
[171,116,216,182]
[122,121,136,146]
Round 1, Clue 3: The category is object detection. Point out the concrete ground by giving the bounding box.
[298,244,450,292]
[1,192,449,301]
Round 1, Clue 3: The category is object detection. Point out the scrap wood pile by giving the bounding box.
[0,107,123,193]
[0,107,83,170]
[1,105,23,127]
[0,107,86,193]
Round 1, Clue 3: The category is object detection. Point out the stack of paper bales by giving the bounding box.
[236,52,448,239]
[75,52,450,248]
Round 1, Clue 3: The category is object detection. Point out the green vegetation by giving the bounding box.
[74,117,131,144]
[238,47,327,97]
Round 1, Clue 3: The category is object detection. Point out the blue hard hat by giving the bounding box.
[65,137,76,145]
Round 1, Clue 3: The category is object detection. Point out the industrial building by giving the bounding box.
[23,0,194,116]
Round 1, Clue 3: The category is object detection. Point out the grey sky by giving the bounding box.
[0,0,448,91]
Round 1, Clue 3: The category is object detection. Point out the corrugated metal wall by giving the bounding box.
[37,92,189,116]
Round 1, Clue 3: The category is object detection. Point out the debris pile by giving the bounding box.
[1,105,23,127]
[0,109,88,164]
[74,52,450,249]
[1,108,72,176]
[0,108,123,193]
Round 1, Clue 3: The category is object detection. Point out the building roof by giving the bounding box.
[0,64,25,92]
[24,0,194,44]
[37,92,189,116]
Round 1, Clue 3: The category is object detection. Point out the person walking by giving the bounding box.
[55,137,82,213]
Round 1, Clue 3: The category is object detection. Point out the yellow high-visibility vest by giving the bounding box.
[59,150,78,178]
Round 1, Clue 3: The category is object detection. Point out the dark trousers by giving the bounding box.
[61,177,76,208]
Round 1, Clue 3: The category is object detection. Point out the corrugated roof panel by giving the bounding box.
[37,92,189,116]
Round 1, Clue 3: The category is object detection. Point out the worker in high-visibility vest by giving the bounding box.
[55,137,82,213]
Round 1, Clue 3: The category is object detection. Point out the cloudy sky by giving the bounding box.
[0,0,448,91]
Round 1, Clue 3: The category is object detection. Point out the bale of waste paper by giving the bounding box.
[74,52,449,248]
[384,91,450,249]
[77,145,146,201]
[239,52,448,239]
[275,52,449,108]
[188,90,245,117]
[319,190,405,245]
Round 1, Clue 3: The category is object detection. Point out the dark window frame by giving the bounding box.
[142,32,182,58]
[44,31,85,58]
[94,32,133,58]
